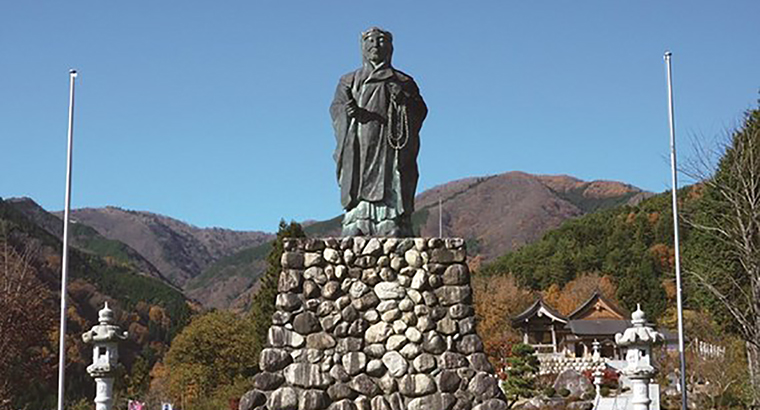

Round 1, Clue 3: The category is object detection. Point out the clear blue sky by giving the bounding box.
[2,1,758,232]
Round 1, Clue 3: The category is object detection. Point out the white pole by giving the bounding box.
[57,68,77,410]
[438,197,442,237]
[664,51,688,410]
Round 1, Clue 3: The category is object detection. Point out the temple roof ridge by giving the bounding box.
[512,296,568,325]
[566,290,629,320]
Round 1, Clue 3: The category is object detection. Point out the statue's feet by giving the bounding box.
[342,208,412,237]
[375,220,400,237]
[342,221,368,237]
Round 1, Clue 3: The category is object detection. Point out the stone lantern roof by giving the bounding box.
[614,305,664,346]
[82,302,128,344]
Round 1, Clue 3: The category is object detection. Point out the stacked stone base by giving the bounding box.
[240,237,508,410]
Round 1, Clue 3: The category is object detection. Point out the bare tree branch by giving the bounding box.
[682,107,760,402]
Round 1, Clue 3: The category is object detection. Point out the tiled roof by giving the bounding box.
[512,298,568,325]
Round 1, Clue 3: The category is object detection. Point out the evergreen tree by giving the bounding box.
[617,254,667,318]
[248,220,306,366]
[125,355,150,398]
[502,343,539,409]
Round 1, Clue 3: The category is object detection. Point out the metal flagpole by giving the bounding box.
[57,68,78,410]
[438,197,442,237]
[664,51,688,410]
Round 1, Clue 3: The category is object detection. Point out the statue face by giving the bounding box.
[362,31,391,64]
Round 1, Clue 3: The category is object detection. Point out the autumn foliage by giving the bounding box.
[541,273,618,316]
[0,230,53,409]
[472,273,533,377]
[163,310,258,407]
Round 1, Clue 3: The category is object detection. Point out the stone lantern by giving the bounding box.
[82,302,128,410]
[592,367,604,398]
[591,339,604,398]
[592,339,601,361]
[614,305,663,410]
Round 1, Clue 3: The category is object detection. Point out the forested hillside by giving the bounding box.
[478,182,739,332]
[481,191,678,320]
[478,176,745,338]
[9,198,168,282]
[0,198,195,409]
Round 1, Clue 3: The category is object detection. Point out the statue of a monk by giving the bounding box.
[330,27,427,237]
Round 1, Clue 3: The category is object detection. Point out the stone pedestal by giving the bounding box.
[94,377,115,410]
[241,237,508,410]
[629,375,652,410]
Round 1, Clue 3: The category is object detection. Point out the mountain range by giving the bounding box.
[8,171,649,310]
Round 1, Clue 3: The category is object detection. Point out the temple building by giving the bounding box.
[512,292,634,360]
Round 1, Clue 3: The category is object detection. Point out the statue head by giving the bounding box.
[361,27,393,66]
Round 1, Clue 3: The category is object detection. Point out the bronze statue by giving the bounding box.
[330,27,427,237]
